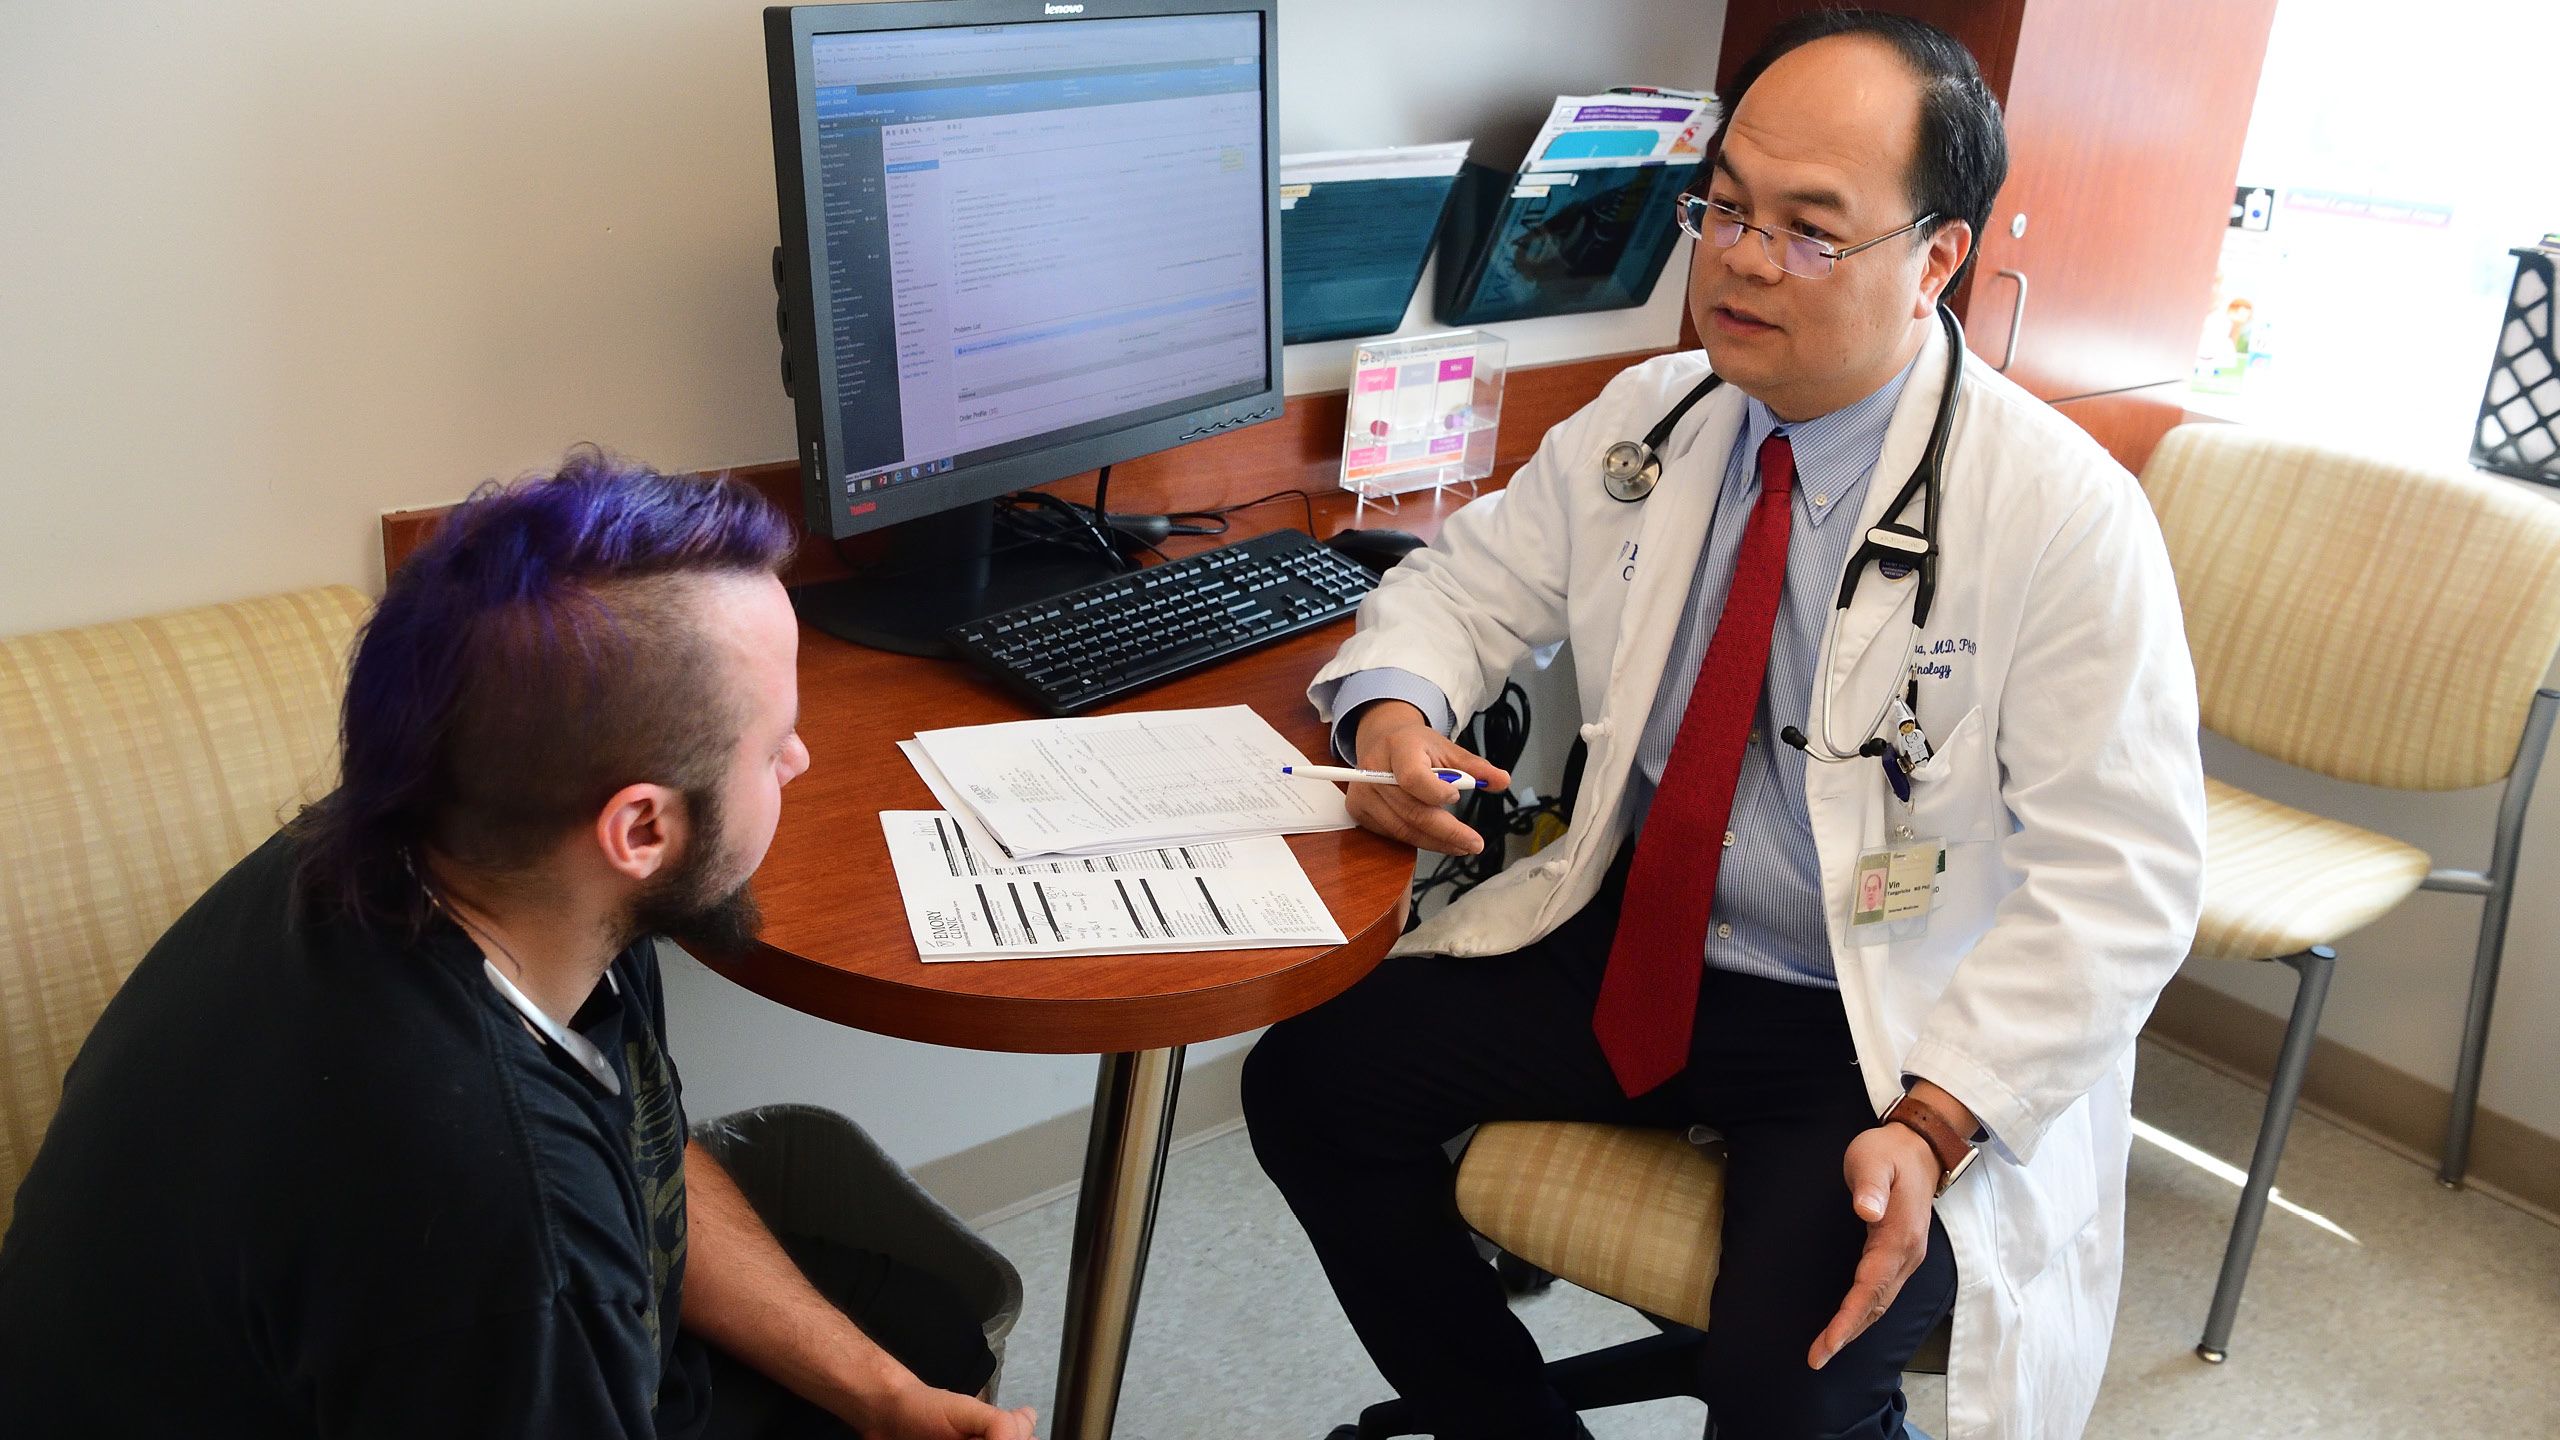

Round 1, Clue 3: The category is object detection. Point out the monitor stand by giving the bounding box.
[788,500,1124,657]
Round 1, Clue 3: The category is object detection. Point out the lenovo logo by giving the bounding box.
[1045,2,1085,11]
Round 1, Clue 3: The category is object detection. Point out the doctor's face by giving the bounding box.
[1688,35,1969,422]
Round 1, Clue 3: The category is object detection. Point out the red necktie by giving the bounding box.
[1592,432,1797,1096]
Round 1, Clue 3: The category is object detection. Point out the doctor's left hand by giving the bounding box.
[1808,1121,1941,1371]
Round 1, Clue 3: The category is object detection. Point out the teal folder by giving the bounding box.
[1281,173,1462,345]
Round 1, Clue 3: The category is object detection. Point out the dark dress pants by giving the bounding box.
[1242,862,1957,1440]
[685,1234,997,1440]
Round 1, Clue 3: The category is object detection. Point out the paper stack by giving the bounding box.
[883,811,1346,962]
[898,704,1357,863]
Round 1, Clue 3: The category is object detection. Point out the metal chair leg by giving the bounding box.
[2438,685,2558,1188]
[2439,873,2516,1190]
[2197,945,2335,1364]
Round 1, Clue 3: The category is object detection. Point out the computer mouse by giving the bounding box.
[1325,527,1425,576]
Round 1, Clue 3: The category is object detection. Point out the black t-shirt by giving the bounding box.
[0,831,714,1438]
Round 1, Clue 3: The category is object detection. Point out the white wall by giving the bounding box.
[0,0,1725,1174]
[0,0,1724,639]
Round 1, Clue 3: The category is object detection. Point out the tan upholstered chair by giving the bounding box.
[1331,1123,1947,1438]
[0,588,367,1231]
[2143,423,2560,1361]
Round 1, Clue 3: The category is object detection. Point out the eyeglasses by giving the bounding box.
[1675,194,1938,280]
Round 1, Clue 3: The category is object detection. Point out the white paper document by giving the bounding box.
[896,738,1011,861]
[884,811,1346,962]
[1279,140,1473,190]
[907,705,1356,861]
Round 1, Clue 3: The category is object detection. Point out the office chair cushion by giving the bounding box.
[2189,776,2431,963]
[2145,423,2560,792]
[0,586,363,1228]
[1454,1121,1725,1333]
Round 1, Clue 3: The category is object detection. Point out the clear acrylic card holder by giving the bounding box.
[1340,330,1508,521]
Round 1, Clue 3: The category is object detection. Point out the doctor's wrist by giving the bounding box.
[1351,700,1434,766]
[1901,1079,1980,1141]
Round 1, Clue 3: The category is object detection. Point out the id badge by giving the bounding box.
[1850,837,1945,946]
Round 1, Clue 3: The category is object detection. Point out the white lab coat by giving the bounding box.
[1309,320,2205,1439]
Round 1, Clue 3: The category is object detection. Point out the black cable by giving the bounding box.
[1406,680,1544,930]
[1169,487,1321,536]
[1001,490,1122,564]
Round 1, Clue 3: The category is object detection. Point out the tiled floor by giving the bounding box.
[979,1041,2560,1438]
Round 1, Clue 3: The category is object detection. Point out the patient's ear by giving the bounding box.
[594,783,682,883]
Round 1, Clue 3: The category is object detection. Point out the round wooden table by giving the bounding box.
[704,610,1415,1440]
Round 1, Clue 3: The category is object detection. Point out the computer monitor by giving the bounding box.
[764,0,1285,653]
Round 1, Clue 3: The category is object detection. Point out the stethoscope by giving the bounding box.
[1602,305,1967,795]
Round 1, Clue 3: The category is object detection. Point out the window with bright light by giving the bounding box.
[2195,0,2560,471]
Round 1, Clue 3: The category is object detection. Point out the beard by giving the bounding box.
[622,785,765,958]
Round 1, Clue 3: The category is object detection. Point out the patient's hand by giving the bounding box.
[1808,1122,1939,1371]
[859,1379,1038,1440]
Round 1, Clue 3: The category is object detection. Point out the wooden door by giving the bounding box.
[1967,0,2278,402]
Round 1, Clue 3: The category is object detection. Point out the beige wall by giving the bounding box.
[3,1,799,634]
[0,0,1716,638]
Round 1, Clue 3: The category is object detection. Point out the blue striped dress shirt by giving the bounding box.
[1328,351,1920,988]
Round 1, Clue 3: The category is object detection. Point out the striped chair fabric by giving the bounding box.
[0,587,364,1229]
[2189,777,2431,964]
[2146,424,2560,793]
[1454,1121,1726,1333]
[2146,425,2560,962]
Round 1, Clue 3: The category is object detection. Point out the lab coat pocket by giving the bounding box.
[1998,1099,2104,1287]
[1903,705,1998,845]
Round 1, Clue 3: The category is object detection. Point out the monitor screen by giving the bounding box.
[772,5,1281,537]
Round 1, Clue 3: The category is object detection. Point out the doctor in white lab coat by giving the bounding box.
[1240,14,2202,1440]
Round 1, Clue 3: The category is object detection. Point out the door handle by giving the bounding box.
[1994,268,2028,372]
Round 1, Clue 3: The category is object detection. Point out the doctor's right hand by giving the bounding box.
[1350,701,1512,856]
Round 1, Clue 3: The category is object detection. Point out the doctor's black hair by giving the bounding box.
[1714,10,2009,290]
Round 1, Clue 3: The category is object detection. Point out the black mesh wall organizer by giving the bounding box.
[2472,247,2560,486]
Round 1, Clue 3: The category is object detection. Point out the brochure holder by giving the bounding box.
[1435,157,1702,326]
[1339,330,1507,519]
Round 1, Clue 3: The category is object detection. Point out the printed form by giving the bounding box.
[906,704,1355,860]
[884,811,1344,961]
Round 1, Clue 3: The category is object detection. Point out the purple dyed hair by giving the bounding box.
[292,447,795,929]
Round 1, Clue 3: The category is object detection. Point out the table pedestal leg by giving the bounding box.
[1051,1045,1186,1440]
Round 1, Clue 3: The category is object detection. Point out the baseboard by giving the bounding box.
[2143,974,2560,1223]
[914,1046,1252,1229]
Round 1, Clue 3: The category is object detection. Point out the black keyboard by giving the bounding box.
[947,529,1382,714]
